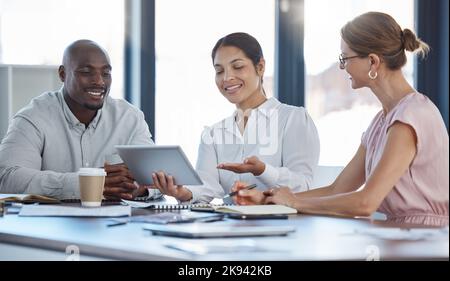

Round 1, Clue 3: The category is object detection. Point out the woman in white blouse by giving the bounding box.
[152,32,320,203]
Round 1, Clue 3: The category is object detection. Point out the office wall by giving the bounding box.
[0,67,9,139]
[0,65,61,139]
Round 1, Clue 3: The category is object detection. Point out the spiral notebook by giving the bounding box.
[120,197,233,210]
[145,203,233,210]
[139,204,297,216]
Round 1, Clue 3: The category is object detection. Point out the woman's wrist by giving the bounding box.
[253,162,266,176]
[290,198,302,212]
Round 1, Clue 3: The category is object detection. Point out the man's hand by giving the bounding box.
[152,171,192,202]
[131,184,151,198]
[103,163,142,200]
[217,156,265,176]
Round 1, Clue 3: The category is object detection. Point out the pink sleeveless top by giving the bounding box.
[362,92,449,226]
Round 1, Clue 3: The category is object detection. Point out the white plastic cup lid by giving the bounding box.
[78,168,106,176]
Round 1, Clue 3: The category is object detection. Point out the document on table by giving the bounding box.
[352,226,449,241]
[19,204,131,217]
[163,239,278,255]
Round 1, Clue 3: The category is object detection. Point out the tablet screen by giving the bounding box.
[115,145,203,186]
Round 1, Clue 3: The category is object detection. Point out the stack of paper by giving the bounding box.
[19,205,131,217]
[353,227,449,241]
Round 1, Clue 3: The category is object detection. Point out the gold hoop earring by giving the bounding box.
[368,70,378,80]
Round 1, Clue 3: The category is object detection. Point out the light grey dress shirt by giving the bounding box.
[0,88,153,199]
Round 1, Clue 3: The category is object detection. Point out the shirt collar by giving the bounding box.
[215,97,282,131]
[254,97,282,118]
[231,97,281,122]
[58,87,103,129]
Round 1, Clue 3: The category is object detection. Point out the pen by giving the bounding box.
[223,184,257,199]
[106,219,128,227]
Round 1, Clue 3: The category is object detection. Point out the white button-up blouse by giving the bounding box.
[187,97,320,203]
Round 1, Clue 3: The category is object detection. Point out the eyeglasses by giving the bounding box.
[339,54,365,69]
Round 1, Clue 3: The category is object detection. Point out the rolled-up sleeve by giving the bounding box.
[0,116,79,199]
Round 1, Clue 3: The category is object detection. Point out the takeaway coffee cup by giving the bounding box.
[78,168,106,207]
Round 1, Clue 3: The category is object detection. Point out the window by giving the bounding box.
[304,0,415,165]
[0,0,125,99]
[155,0,275,164]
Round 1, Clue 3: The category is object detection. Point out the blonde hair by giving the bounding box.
[341,12,430,70]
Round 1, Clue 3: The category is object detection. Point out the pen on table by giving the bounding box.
[106,219,128,227]
[195,215,225,223]
[223,184,257,199]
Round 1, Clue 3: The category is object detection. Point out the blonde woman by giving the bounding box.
[234,12,449,227]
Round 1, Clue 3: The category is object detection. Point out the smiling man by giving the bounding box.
[0,40,154,200]
[61,40,113,124]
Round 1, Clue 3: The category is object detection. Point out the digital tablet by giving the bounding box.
[143,224,296,238]
[115,145,203,186]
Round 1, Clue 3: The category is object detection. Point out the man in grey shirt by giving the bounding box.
[0,40,154,199]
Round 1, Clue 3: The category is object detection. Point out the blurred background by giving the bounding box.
[0,0,448,167]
